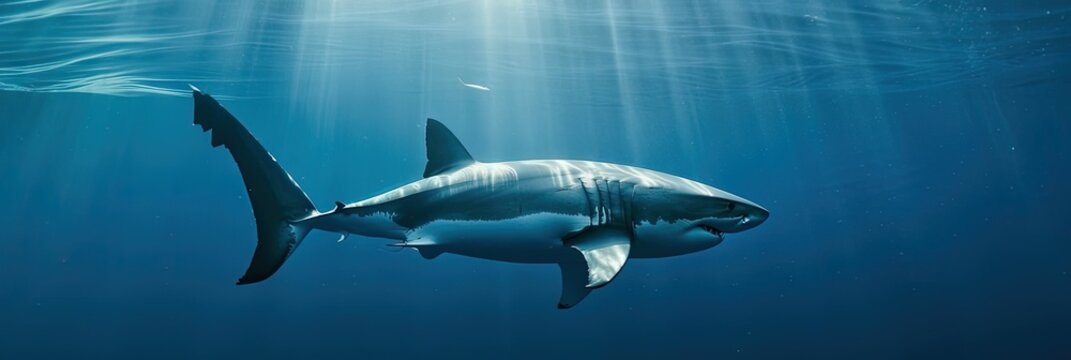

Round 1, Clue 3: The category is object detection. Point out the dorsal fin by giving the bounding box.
[423,118,475,177]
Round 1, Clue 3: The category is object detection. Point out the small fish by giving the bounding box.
[458,77,490,91]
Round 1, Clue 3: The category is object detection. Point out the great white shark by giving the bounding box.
[191,87,769,308]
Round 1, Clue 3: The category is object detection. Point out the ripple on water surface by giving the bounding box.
[0,0,1067,97]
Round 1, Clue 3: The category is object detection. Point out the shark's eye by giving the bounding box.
[727,202,736,211]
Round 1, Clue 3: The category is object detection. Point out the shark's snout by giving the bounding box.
[737,203,769,232]
[708,198,768,233]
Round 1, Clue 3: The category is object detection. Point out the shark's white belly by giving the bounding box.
[408,212,590,263]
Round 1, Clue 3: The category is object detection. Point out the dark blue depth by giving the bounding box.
[1,1,1069,358]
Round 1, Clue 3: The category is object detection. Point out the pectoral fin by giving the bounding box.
[558,256,592,309]
[557,227,632,309]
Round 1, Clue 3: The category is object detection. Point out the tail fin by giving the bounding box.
[191,86,316,285]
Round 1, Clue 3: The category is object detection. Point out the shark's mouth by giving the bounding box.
[697,224,723,237]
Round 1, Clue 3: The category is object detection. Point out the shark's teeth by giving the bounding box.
[698,224,723,236]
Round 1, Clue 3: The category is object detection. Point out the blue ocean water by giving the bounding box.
[1,0,1069,358]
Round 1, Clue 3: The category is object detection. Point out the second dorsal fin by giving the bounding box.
[423,118,475,177]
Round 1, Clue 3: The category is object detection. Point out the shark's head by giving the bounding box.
[630,177,768,258]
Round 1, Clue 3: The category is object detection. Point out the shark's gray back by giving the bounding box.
[349,160,679,230]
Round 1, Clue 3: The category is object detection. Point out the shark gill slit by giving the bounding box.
[579,178,595,226]
[597,179,608,225]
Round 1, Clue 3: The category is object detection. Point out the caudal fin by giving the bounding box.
[192,86,316,285]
